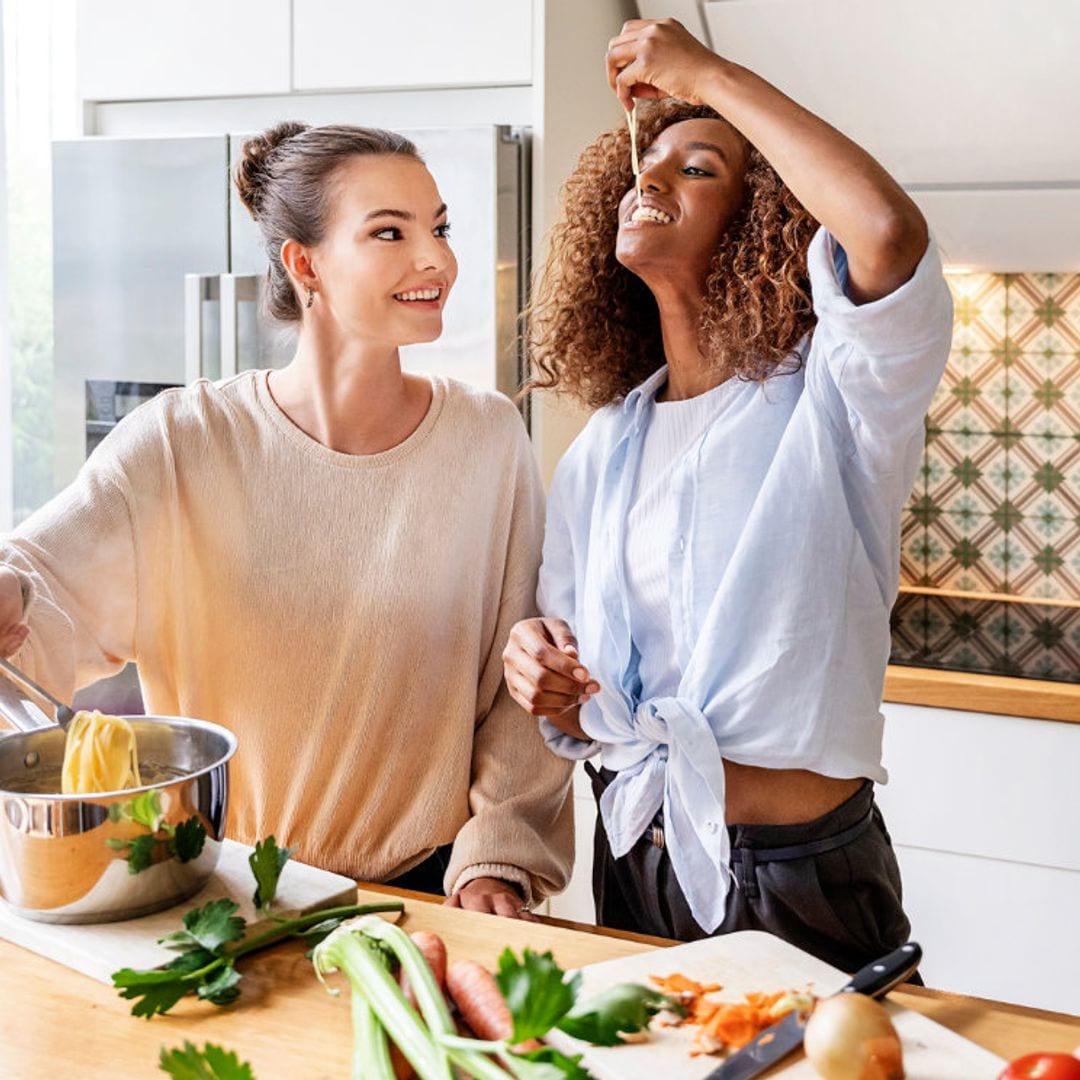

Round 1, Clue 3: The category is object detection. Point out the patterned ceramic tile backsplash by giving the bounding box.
[891,272,1080,684]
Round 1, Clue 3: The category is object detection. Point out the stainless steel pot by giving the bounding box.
[0,668,237,924]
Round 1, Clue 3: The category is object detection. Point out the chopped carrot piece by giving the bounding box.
[650,973,723,995]
[647,971,814,1058]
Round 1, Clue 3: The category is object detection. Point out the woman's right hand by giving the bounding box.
[0,568,30,658]
[503,618,600,737]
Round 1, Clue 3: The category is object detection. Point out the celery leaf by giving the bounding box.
[557,983,676,1046]
[159,1041,256,1079]
[496,948,581,1044]
[249,835,295,912]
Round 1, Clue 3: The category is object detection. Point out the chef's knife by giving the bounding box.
[703,941,922,1080]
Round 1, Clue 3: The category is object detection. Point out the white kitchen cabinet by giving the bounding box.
[701,0,1080,187]
[878,702,1080,1013]
[877,704,1080,874]
[292,0,532,92]
[910,187,1080,273]
[891,845,1080,1014]
[76,0,291,102]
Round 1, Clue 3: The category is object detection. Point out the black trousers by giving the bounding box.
[587,763,920,979]
[384,843,454,895]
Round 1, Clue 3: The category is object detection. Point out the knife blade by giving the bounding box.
[702,941,922,1080]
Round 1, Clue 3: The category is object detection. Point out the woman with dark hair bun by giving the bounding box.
[0,121,573,917]
[503,20,953,966]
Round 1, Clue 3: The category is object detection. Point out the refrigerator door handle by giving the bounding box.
[184,273,221,383]
[220,273,260,377]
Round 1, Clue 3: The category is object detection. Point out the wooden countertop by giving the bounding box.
[884,665,1080,724]
[0,883,1077,1078]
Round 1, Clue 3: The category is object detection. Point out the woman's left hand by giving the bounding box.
[445,876,538,921]
[606,18,723,111]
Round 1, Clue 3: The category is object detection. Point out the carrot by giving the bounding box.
[389,1042,415,1080]
[400,931,447,1011]
[445,959,513,1042]
[445,959,543,1053]
[651,973,722,995]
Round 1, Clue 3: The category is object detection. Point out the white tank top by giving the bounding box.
[624,379,737,700]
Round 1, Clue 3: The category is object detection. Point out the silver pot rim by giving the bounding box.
[0,714,238,799]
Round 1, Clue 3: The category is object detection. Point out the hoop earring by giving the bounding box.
[305,287,315,309]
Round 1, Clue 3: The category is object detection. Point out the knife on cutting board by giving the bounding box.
[704,941,922,1080]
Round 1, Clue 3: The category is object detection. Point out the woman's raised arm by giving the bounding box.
[606,18,928,302]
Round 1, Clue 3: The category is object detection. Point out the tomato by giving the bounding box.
[998,1053,1080,1080]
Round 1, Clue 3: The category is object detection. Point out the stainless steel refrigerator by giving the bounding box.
[50,124,530,713]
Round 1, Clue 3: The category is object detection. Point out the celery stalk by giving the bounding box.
[351,917,456,1043]
[352,990,394,1080]
[315,930,449,1080]
[444,1046,517,1079]
[437,1034,519,1079]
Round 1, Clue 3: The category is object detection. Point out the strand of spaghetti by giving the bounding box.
[627,99,642,206]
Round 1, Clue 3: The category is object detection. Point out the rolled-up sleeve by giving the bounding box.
[807,227,954,475]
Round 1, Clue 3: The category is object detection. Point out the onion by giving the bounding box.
[803,992,905,1080]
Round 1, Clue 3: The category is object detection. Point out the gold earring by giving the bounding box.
[305,287,315,309]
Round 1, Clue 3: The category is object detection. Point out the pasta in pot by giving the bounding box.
[60,709,142,794]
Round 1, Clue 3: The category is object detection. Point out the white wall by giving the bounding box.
[549,704,1080,1016]
[528,0,633,483]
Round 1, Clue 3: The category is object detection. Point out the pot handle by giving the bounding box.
[0,657,63,732]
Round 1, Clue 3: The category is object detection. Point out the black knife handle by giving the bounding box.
[841,941,922,998]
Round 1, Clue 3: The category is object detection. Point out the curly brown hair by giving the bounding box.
[526,100,819,409]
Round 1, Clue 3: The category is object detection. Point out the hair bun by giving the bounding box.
[233,121,309,218]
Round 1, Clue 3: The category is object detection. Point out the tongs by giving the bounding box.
[0,655,77,732]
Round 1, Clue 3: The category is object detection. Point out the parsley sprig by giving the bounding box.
[159,1041,255,1079]
[249,835,294,913]
[113,898,402,1018]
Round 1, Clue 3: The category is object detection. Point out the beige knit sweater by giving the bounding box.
[2,371,573,902]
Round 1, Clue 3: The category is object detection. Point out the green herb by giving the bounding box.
[159,1041,255,1079]
[496,948,581,1045]
[249,835,294,912]
[158,898,246,954]
[556,983,676,1046]
[112,900,403,1018]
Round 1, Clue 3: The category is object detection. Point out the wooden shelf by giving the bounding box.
[884,665,1080,724]
[897,585,1080,610]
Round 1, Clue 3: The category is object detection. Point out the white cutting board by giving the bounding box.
[0,838,358,983]
[545,931,1005,1079]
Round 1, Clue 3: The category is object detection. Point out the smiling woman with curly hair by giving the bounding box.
[503,19,956,971]
[528,98,817,406]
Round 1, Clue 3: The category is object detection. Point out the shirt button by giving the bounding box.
[678,536,686,553]
[706,821,718,834]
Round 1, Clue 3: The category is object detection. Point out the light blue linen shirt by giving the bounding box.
[537,228,954,932]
